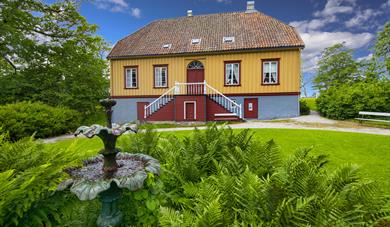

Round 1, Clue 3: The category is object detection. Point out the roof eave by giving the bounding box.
[107,45,305,60]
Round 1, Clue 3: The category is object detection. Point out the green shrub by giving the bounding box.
[317,80,390,119]
[1,125,389,226]
[299,99,311,115]
[301,97,317,111]
[0,133,98,226]
[119,125,390,226]
[0,102,82,140]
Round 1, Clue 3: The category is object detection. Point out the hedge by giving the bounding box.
[299,99,311,115]
[316,80,390,120]
[0,102,81,140]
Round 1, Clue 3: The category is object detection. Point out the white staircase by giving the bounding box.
[144,86,175,119]
[204,83,242,118]
[144,81,242,119]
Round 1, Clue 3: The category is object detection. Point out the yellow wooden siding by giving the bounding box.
[110,49,301,96]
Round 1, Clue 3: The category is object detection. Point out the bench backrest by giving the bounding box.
[359,111,390,117]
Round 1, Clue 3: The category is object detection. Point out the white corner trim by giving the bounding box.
[184,101,197,120]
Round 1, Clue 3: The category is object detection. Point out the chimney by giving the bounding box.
[187,10,193,17]
[245,1,257,13]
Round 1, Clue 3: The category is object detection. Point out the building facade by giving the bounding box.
[108,2,304,123]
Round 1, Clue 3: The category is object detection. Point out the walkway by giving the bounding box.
[42,111,390,144]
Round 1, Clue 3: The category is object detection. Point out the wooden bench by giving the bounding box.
[214,113,240,121]
[355,111,390,123]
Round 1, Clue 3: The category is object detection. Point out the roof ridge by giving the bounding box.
[155,11,243,21]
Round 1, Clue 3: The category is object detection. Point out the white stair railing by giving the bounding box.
[144,81,242,119]
[174,82,205,95]
[144,86,176,119]
[205,82,242,118]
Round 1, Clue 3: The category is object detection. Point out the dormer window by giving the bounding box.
[162,43,172,48]
[191,38,201,44]
[223,36,235,43]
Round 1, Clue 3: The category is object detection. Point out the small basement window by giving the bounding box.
[162,43,172,48]
[223,36,235,43]
[191,38,201,44]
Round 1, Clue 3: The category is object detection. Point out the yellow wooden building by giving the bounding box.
[108,1,304,122]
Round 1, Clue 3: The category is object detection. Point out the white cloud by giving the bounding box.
[110,0,128,8]
[92,0,142,18]
[345,9,381,28]
[290,0,358,33]
[357,53,373,62]
[131,8,141,18]
[290,19,329,33]
[288,0,378,72]
[216,0,232,3]
[381,0,390,9]
[94,0,128,12]
[313,0,356,17]
[301,32,374,72]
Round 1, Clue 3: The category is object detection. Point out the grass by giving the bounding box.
[49,128,390,195]
[137,121,241,129]
[301,97,317,111]
[350,119,390,129]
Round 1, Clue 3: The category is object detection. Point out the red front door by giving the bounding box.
[137,102,149,121]
[187,69,204,94]
[185,102,195,120]
[244,98,258,119]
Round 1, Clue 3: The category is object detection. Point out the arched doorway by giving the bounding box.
[187,61,205,94]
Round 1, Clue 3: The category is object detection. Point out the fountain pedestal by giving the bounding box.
[97,183,122,227]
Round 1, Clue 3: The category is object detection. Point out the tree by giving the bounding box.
[0,0,109,114]
[313,43,359,90]
[375,22,390,75]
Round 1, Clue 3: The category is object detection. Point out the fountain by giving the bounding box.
[58,98,160,227]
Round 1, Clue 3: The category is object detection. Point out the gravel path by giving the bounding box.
[42,112,389,144]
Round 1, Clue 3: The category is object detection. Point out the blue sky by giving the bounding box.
[77,0,390,96]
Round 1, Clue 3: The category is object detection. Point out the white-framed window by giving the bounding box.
[154,65,168,88]
[125,67,137,88]
[262,60,279,85]
[225,61,240,86]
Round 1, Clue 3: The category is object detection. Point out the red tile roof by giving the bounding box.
[108,12,304,59]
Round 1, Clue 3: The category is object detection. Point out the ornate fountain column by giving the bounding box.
[58,98,160,227]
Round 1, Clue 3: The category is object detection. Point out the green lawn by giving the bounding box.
[50,128,390,195]
[301,97,317,111]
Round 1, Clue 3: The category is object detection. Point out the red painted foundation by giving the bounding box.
[145,95,238,122]
[206,97,236,121]
[174,95,206,121]
[146,100,175,121]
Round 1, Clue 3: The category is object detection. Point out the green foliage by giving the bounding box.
[316,80,390,119]
[0,0,109,114]
[314,25,390,120]
[119,172,165,226]
[0,102,81,140]
[301,97,317,111]
[0,133,98,226]
[1,126,389,226]
[313,43,359,90]
[154,125,390,226]
[118,125,161,156]
[299,99,310,115]
[375,22,390,74]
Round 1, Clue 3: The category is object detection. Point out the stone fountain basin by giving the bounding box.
[58,153,160,200]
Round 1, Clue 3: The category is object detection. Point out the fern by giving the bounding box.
[2,126,388,226]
